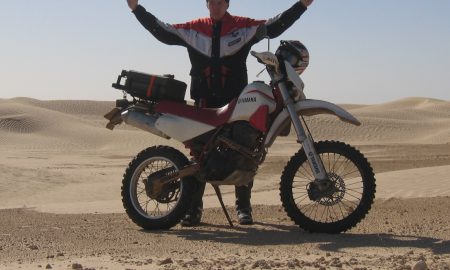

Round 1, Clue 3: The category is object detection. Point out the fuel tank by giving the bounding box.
[229,81,277,122]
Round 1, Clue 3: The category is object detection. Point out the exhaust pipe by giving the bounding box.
[121,110,170,139]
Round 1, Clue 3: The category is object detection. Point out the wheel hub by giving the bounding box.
[144,168,180,203]
[144,177,164,199]
[307,173,346,206]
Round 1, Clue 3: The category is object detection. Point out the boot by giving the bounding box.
[180,206,203,226]
[237,207,253,225]
[235,181,254,225]
[180,180,205,227]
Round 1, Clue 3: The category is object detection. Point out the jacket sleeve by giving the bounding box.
[265,2,307,39]
[132,5,186,46]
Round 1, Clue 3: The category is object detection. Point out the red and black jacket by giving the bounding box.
[133,2,307,107]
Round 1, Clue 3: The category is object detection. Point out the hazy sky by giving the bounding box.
[1,1,449,104]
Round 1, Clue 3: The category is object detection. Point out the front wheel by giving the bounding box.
[280,141,376,233]
[121,146,195,230]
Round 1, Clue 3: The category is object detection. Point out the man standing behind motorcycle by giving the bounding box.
[126,0,314,226]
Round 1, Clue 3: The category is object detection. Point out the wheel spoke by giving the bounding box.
[345,181,363,186]
[330,204,339,220]
[296,165,314,180]
[136,189,146,199]
[128,156,185,219]
[331,205,341,222]
[292,178,311,184]
[326,153,331,172]
[345,187,363,195]
[310,203,320,220]
[341,169,360,178]
[336,158,353,176]
[155,203,161,216]
[280,142,375,232]
[337,202,346,219]
[292,185,309,190]
[331,153,342,173]
[327,203,334,223]
[332,157,347,175]
[341,197,359,208]
[319,204,327,222]
[299,201,315,211]
[295,172,311,181]
[345,191,362,201]
[144,199,150,214]
[294,193,309,201]
[301,163,315,179]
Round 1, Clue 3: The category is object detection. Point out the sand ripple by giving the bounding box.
[0,114,43,133]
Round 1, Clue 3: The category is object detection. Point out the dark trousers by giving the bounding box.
[189,97,253,212]
[190,180,253,212]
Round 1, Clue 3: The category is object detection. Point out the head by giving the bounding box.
[206,0,229,21]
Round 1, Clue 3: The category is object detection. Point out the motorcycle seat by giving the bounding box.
[154,100,237,127]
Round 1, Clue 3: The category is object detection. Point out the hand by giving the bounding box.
[300,0,313,7]
[127,0,139,11]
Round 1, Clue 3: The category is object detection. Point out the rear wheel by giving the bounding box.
[121,146,195,230]
[280,141,376,233]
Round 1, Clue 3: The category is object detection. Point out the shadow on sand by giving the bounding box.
[141,221,450,255]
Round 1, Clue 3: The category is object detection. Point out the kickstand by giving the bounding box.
[212,184,234,227]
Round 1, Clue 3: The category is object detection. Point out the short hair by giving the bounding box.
[206,0,230,3]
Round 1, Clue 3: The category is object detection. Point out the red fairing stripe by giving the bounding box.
[249,105,269,133]
[154,99,238,127]
[146,76,157,98]
[273,87,284,112]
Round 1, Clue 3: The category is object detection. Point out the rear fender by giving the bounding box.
[264,99,360,147]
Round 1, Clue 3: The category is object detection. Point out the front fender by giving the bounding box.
[264,99,361,147]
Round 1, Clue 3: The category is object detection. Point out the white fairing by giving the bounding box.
[229,82,277,122]
[284,60,306,100]
[264,99,361,147]
[155,114,215,142]
[251,51,279,71]
[125,82,277,142]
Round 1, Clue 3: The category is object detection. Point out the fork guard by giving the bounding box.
[264,99,361,147]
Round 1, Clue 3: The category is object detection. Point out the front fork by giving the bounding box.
[277,82,329,182]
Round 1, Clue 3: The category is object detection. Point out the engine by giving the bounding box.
[197,121,264,181]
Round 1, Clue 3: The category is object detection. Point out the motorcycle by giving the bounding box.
[104,40,376,233]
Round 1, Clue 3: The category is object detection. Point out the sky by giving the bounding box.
[0,0,449,104]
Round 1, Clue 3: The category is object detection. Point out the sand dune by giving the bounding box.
[300,98,450,144]
[1,97,449,269]
[0,96,449,213]
[0,98,182,152]
[1,97,449,149]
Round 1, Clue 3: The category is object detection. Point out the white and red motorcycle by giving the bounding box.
[105,40,376,233]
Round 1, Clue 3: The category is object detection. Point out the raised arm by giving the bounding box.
[126,0,186,46]
[265,0,313,39]
[300,0,314,8]
[127,0,138,11]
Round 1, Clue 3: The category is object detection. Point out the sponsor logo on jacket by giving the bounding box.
[228,37,242,47]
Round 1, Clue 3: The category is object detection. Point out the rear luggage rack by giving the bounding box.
[112,70,187,102]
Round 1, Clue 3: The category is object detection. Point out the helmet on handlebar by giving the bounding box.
[276,40,309,75]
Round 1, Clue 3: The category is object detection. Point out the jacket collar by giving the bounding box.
[212,12,232,24]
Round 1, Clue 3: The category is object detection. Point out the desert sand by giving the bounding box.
[0,97,449,269]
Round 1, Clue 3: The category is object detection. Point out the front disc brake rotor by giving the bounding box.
[307,173,346,206]
[325,172,346,205]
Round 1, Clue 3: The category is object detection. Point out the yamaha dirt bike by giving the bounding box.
[105,40,376,233]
